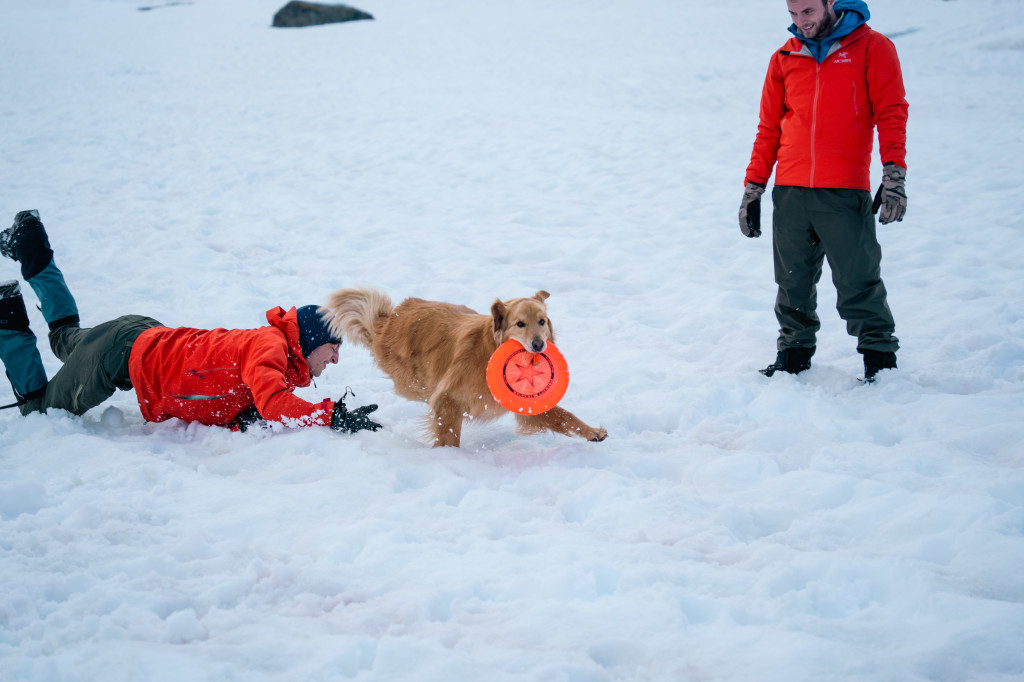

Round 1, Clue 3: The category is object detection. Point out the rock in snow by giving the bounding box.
[272,1,374,28]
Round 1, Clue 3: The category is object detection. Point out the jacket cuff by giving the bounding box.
[316,398,335,426]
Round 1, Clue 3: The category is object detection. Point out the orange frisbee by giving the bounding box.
[486,339,569,415]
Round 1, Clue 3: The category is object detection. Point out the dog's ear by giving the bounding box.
[534,290,550,303]
[491,299,507,333]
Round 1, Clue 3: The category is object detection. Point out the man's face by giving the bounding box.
[787,0,836,41]
[306,342,340,378]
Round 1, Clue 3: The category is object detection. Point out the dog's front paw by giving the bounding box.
[584,427,608,442]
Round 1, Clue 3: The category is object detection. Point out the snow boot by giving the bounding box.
[0,280,47,414]
[861,349,897,383]
[0,210,80,335]
[760,346,814,377]
[2,210,54,280]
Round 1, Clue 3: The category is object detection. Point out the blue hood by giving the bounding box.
[789,0,870,63]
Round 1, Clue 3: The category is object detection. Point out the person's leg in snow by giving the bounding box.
[762,186,823,375]
[1,210,162,416]
[1,210,80,335]
[42,314,161,415]
[0,280,48,413]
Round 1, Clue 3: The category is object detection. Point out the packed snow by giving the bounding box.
[2,0,1023,680]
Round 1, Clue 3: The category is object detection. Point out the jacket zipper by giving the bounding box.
[781,47,823,188]
[810,61,821,188]
[185,366,239,380]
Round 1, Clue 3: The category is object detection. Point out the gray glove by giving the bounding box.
[739,182,765,237]
[872,164,907,224]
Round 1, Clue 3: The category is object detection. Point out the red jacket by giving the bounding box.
[745,24,908,191]
[128,306,334,428]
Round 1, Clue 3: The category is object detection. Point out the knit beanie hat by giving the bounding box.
[295,305,342,358]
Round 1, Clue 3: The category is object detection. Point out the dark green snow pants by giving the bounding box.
[771,186,898,353]
[23,315,162,416]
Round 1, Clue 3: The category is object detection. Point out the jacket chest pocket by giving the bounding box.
[175,366,242,398]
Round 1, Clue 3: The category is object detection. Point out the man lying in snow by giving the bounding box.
[0,210,380,434]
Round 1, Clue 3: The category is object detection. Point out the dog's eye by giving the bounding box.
[539,319,546,326]
[516,321,526,328]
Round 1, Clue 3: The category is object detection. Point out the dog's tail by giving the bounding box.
[321,287,394,350]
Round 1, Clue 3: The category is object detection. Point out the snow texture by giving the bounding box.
[2,0,1023,680]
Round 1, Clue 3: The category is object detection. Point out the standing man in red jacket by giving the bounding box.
[0,210,380,433]
[739,0,908,382]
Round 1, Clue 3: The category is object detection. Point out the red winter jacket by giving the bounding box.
[745,24,908,191]
[128,306,334,428]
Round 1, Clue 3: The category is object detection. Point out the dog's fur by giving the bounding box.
[322,287,608,448]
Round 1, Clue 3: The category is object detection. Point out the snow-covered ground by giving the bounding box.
[2,0,1023,680]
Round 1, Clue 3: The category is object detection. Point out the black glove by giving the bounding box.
[872,163,907,224]
[331,398,381,434]
[739,182,765,237]
[230,406,267,432]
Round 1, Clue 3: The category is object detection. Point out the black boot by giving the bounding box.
[861,349,897,382]
[0,210,55,281]
[760,346,815,376]
[1,210,80,331]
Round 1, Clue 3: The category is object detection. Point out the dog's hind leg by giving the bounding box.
[516,407,607,442]
[430,395,465,447]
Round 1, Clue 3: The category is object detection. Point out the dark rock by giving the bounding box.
[272,1,373,28]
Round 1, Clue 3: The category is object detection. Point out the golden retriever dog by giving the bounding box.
[322,287,608,448]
